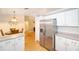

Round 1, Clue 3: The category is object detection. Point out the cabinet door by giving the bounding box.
[15,36,24,51]
[64,9,79,26]
[9,39,15,51]
[55,36,66,51]
[0,40,14,51]
[57,9,79,26]
[57,12,65,26]
[74,40,79,51]
[66,39,74,51]
[0,42,6,51]
[66,39,79,51]
[4,40,11,51]
[70,40,79,51]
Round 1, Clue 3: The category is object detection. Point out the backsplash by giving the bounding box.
[57,26,79,35]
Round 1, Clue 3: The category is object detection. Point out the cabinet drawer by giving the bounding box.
[55,36,66,51]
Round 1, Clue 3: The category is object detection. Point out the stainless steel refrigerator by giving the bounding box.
[40,19,57,51]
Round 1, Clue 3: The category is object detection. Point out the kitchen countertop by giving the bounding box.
[0,33,24,42]
[55,32,79,41]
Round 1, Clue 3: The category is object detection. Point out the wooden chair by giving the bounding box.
[0,29,4,36]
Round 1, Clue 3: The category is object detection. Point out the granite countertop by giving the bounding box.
[55,32,79,41]
[0,33,24,42]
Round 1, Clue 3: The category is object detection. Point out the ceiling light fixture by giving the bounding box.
[11,11,17,22]
[9,10,18,27]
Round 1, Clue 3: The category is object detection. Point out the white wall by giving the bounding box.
[25,16,35,32]
[35,17,40,41]
[0,22,10,33]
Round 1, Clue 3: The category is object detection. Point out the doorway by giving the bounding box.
[24,16,47,51]
[24,16,35,50]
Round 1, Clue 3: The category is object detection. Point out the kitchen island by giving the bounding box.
[0,33,24,51]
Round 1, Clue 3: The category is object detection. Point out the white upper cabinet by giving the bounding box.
[40,9,79,26]
[57,9,79,26]
[64,9,79,26]
[57,12,65,26]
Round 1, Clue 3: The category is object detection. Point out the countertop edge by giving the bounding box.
[55,32,79,41]
[0,33,24,42]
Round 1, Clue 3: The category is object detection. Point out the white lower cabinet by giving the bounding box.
[64,38,79,51]
[55,36,66,51]
[0,36,24,51]
[0,40,11,51]
[0,40,13,51]
[66,39,74,51]
[4,40,11,51]
[15,37,24,51]
[74,41,79,50]
[0,42,6,51]
[9,39,15,51]
[55,35,79,51]
[66,39,79,51]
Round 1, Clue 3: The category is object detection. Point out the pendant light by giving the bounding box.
[9,10,18,28]
[11,11,17,22]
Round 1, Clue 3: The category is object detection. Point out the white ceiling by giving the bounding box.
[0,8,61,16]
[0,8,25,15]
